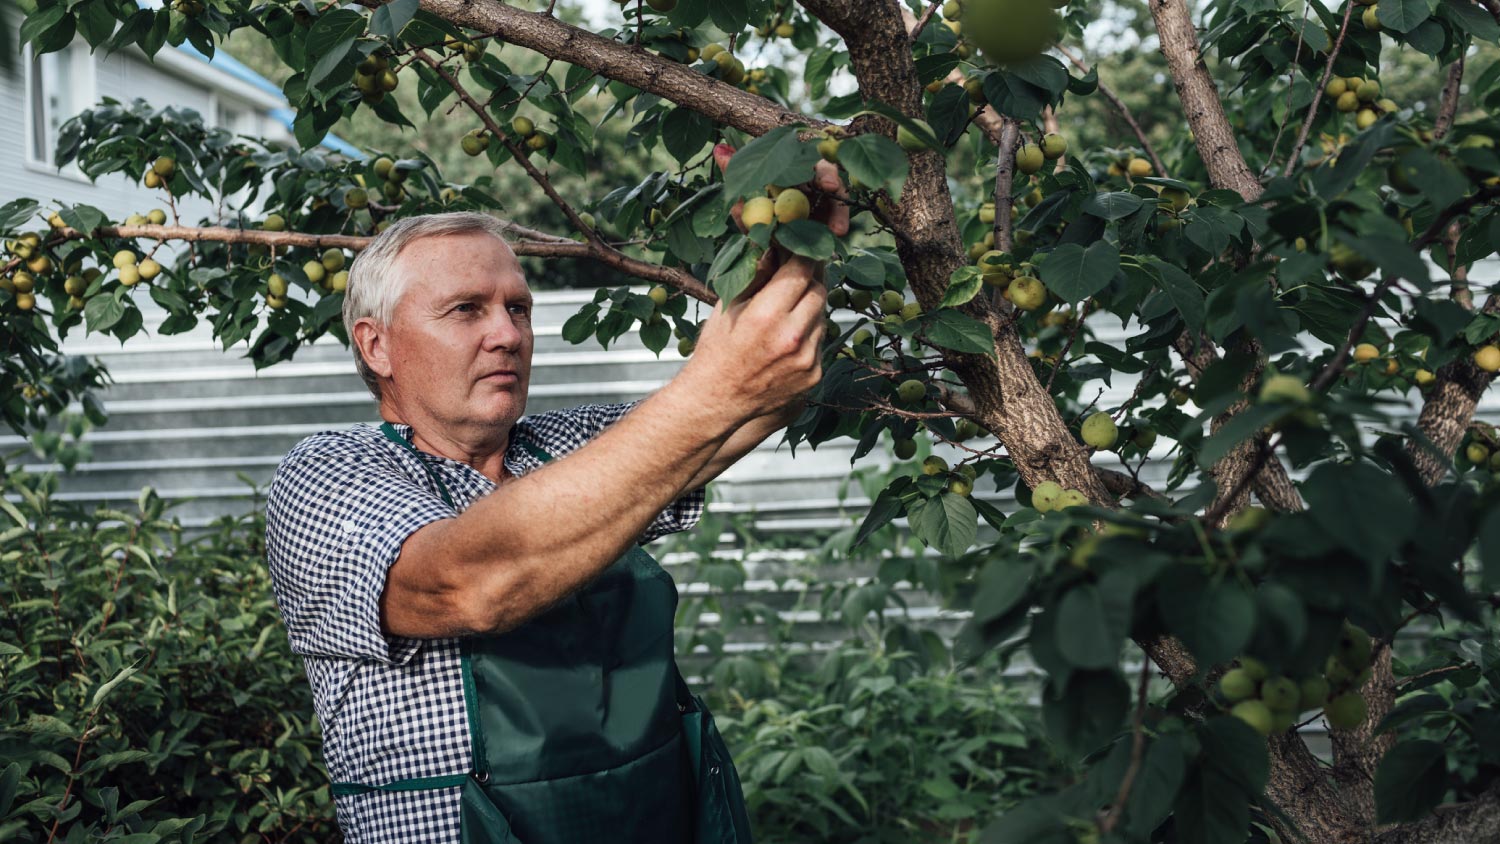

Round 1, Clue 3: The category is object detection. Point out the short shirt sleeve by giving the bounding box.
[265,434,456,664]
[518,401,706,544]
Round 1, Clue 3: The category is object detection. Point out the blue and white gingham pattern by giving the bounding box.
[264,401,704,843]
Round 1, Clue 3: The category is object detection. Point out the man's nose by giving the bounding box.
[483,310,526,351]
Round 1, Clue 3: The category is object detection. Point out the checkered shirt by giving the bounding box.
[264,402,705,843]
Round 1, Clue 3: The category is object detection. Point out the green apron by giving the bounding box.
[328,422,753,844]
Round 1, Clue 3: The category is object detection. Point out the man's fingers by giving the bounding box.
[811,160,852,237]
[753,255,820,313]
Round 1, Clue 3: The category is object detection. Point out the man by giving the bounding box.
[265,160,845,843]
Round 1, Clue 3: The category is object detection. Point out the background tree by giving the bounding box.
[4,0,1500,842]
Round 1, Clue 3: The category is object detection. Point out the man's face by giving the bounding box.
[375,232,535,436]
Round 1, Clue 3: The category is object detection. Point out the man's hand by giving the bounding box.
[679,144,851,427]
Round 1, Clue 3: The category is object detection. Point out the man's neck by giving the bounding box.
[381,402,511,484]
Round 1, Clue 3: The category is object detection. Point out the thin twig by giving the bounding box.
[1281,0,1355,178]
[1055,44,1164,176]
[909,0,943,41]
[1262,0,1310,177]
[1099,657,1154,834]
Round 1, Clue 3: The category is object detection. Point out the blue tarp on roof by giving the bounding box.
[173,42,363,159]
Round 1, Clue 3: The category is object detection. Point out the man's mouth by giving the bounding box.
[480,370,519,384]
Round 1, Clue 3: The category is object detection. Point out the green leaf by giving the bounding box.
[91,660,142,708]
[853,480,910,549]
[940,266,984,309]
[909,492,978,556]
[1157,569,1255,666]
[1301,462,1416,566]
[1480,506,1500,591]
[304,10,364,86]
[1041,669,1128,757]
[0,199,39,231]
[0,763,18,819]
[1174,764,1250,843]
[1125,735,1189,839]
[1197,403,1283,467]
[838,134,910,201]
[775,219,837,261]
[722,126,821,201]
[1080,192,1145,221]
[639,319,670,355]
[918,309,994,355]
[1039,241,1119,304]
[60,204,106,235]
[706,235,761,303]
[85,290,127,333]
[369,0,418,40]
[1439,0,1500,41]
[971,557,1033,623]
[1374,740,1447,823]
[1199,716,1269,793]
[1151,260,1207,336]
[661,107,713,164]
[1378,0,1439,33]
[19,5,66,47]
[1055,585,1118,669]
[855,102,941,150]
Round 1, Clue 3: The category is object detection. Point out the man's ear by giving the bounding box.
[352,317,394,378]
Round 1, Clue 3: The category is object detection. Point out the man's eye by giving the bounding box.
[508,304,530,316]
[454,303,477,313]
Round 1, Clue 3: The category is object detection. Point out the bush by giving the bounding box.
[0,467,335,843]
[714,642,1062,844]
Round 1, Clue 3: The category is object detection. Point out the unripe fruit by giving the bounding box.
[137,259,161,280]
[774,21,794,37]
[1132,426,1157,450]
[1231,700,1275,736]
[899,302,923,323]
[1325,77,1348,97]
[648,286,669,306]
[1414,368,1435,386]
[512,116,536,137]
[527,132,551,152]
[850,289,873,311]
[921,455,949,476]
[1353,343,1380,363]
[878,290,905,314]
[373,157,395,179]
[1032,480,1063,511]
[1376,97,1398,114]
[264,213,287,232]
[1056,489,1087,509]
[964,77,986,103]
[321,249,345,272]
[268,274,289,297]
[677,337,694,356]
[1127,157,1153,178]
[1382,357,1399,376]
[1260,677,1300,711]
[978,202,996,224]
[1240,657,1269,682]
[152,156,176,177]
[147,208,167,225]
[1325,692,1368,730]
[113,250,138,269]
[118,265,141,286]
[331,271,348,292]
[1015,143,1044,174]
[1080,412,1118,449]
[1356,108,1377,130]
[64,275,86,296]
[949,477,973,496]
[897,379,925,404]
[1467,443,1491,464]
[1356,79,1380,102]
[1040,132,1067,159]
[1259,373,1310,404]
[1362,5,1381,29]
[67,295,83,309]
[1226,506,1270,533]
[700,43,725,60]
[303,260,327,285]
[961,0,1060,65]
[1475,345,1500,372]
[15,291,35,310]
[11,272,34,293]
[461,133,488,156]
[1336,623,1374,669]
[851,328,873,346]
[143,170,163,189]
[818,138,841,163]
[266,294,288,310]
[345,187,369,209]
[1299,675,1331,710]
[943,0,962,18]
[742,196,775,229]
[1219,668,1256,702]
[1006,276,1046,310]
[378,69,399,92]
[773,188,811,223]
[1160,187,1191,212]
[26,255,51,275]
[893,437,917,460]
[1336,90,1360,112]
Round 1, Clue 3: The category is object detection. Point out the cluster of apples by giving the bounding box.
[1218,623,1375,736]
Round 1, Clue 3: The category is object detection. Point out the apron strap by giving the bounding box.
[330,773,470,798]
[379,421,456,509]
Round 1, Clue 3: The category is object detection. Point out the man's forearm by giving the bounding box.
[683,400,804,491]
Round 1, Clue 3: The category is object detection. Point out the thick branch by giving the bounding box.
[1150,0,1261,200]
[1433,57,1465,141]
[1373,781,1500,844]
[415,0,823,138]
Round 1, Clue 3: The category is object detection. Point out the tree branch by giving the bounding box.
[413,0,824,139]
[1055,44,1164,177]
[1280,0,1355,178]
[1150,0,1261,199]
[1433,57,1465,142]
[1372,781,1500,844]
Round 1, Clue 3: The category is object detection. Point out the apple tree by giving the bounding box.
[6,0,1500,841]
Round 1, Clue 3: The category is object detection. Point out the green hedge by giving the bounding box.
[1,464,1055,842]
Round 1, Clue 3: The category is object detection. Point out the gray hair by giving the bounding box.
[343,212,515,400]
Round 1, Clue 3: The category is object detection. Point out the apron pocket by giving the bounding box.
[683,697,755,844]
[460,775,525,844]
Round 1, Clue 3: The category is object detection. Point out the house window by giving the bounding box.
[25,44,97,167]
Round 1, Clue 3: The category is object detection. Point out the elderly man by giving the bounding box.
[266,161,842,843]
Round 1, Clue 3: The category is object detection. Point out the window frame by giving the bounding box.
[22,42,98,176]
